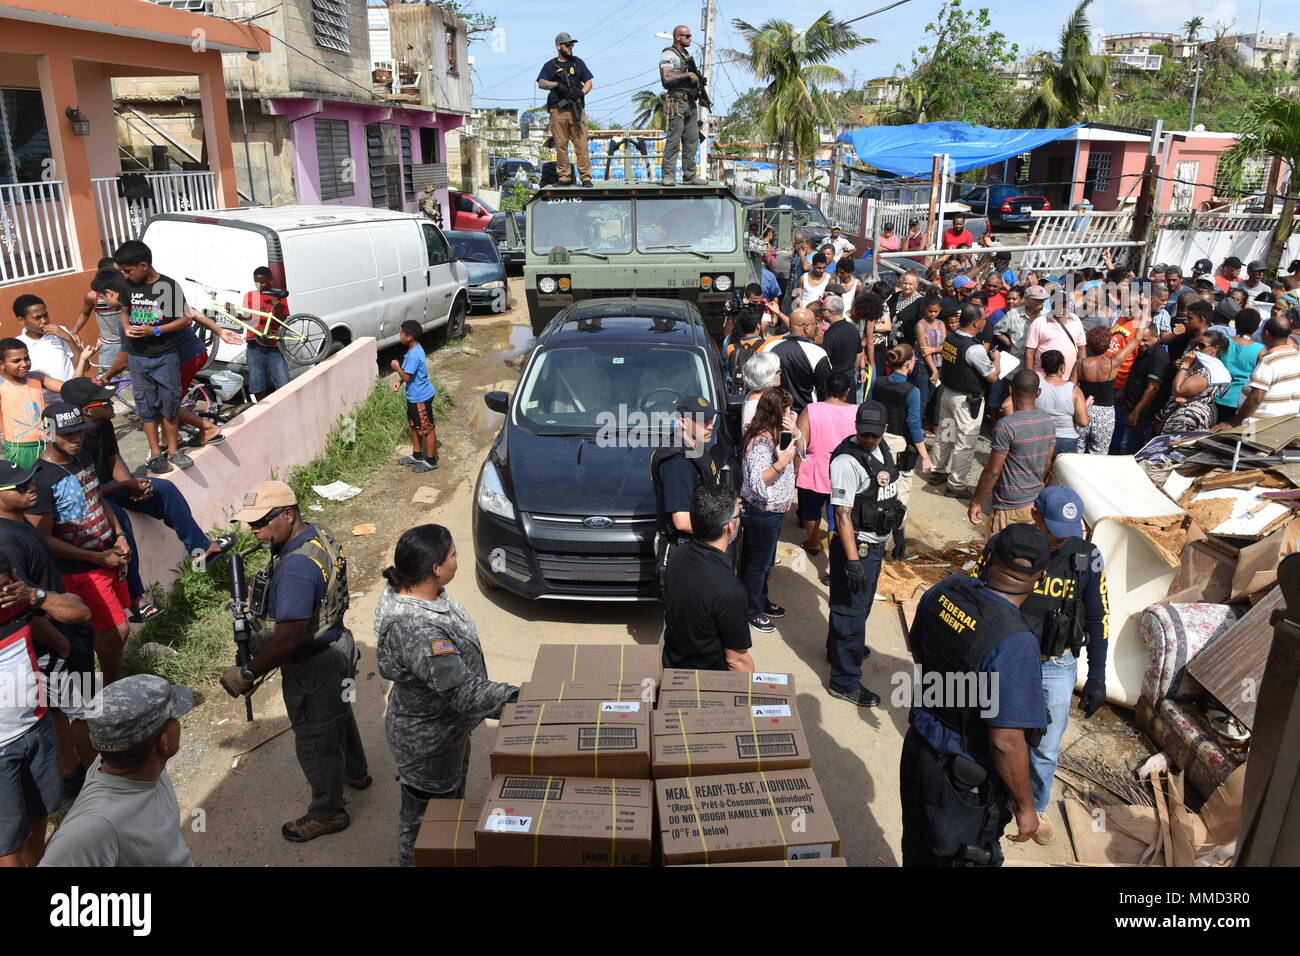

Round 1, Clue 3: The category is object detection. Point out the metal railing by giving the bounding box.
[0,181,77,286]
[1022,208,1135,270]
[1153,210,1282,233]
[92,171,219,257]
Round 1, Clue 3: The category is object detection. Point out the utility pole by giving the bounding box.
[1188,50,1203,129]
[1130,118,1163,275]
[699,0,717,180]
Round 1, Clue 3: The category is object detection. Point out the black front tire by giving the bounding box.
[446,297,468,339]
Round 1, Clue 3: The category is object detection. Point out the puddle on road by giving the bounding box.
[502,324,535,360]
[468,403,505,435]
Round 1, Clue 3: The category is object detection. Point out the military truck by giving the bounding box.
[512,181,762,336]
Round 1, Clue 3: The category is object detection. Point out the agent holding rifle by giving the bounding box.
[219,481,369,844]
[971,487,1108,848]
[659,25,710,186]
[536,32,593,187]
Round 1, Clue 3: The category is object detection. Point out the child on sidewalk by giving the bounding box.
[391,320,438,472]
[11,295,94,404]
[72,257,123,372]
[0,338,68,468]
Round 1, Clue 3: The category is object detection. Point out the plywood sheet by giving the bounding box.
[1185,587,1285,729]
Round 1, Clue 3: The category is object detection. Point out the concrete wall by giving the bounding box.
[131,337,379,593]
[388,3,472,116]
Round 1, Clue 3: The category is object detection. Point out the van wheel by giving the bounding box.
[447,298,468,339]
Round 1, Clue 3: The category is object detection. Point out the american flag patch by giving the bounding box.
[430,639,456,656]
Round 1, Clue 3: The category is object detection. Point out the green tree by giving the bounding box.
[1220,94,1300,272]
[728,13,873,181]
[630,89,667,131]
[885,1,1020,126]
[716,87,766,143]
[1183,16,1204,41]
[1018,0,1115,127]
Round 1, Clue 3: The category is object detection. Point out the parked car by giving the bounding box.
[446,229,510,313]
[141,205,470,359]
[449,190,496,231]
[473,297,736,600]
[747,194,835,247]
[490,157,536,187]
[486,211,526,268]
[957,184,1050,227]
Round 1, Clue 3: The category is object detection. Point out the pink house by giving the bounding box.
[1026,124,1239,212]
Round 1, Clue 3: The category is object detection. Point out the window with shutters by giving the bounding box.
[314,118,353,201]
[400,127,415,202]
[1084,151,1112,198]
[446,25,458,74]
[313,0,351,55]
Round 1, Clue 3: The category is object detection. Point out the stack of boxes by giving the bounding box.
[412,646,843,866]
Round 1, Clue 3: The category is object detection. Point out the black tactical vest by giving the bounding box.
[829,436,905,537]
[650,439,730,535]
[912,573,1044,750]
[1017,537,1096,657]
[874,377,914,437]
[939,331,985,394]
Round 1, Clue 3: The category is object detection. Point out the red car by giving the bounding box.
[449,190,497,231]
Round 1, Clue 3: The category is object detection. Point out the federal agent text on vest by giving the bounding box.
[220,480,369,844]
[900,523,1051,866]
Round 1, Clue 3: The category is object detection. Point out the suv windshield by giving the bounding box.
[449,234,498,262]
[531,198,632,255]
[635,196,736,253]
[516,342,711,434]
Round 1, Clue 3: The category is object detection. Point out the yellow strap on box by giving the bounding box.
[682,772,710,865]
[531,775,554,868]
[570,644,579,680]
[617,644,625,701]
[592,704,603,778]
[451,798,465,867]
[748,692,763,774]
[528,701,547,775]
[758,769,789,865]
[557,680,566,702]
[675,708,692,777]
[694,669,701,708]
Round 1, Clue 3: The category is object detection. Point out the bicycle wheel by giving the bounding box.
[112,376,136,418]
[181,382,214,419]
[277,312,331,367]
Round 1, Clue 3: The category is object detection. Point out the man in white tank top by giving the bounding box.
[799,253,832,307]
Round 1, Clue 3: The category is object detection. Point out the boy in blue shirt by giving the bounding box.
[391,320,437,472]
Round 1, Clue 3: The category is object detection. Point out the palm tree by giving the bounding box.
[1220,94,1300,272]
[728,14,873,183]
[1017,0,1114,128]
[630,89,667,131]
[1183,16,1204,41]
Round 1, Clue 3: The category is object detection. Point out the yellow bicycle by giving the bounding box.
[186,277,332,367]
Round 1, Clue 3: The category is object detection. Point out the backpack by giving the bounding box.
[729,336,763,392]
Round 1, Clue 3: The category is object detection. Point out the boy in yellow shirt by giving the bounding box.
[1,338,67,468]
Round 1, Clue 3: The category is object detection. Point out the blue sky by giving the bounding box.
[460,0,1285,124]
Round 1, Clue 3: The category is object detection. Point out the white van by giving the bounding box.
[141,206,470,361]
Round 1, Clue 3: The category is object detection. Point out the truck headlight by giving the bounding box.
[477,461,515,520]
[539,277,557,293]
[714,274,733,292]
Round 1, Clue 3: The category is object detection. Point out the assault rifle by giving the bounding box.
[228,547,255,721]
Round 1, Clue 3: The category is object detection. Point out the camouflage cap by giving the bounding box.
[87,674,194,752]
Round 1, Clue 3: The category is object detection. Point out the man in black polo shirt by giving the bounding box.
[661,486,753,672]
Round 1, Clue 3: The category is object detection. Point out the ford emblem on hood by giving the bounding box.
[583,516,614,529]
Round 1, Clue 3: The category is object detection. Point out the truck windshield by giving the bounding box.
[635,196,736,254]
[531,198,632,255]
[516,343,711,434]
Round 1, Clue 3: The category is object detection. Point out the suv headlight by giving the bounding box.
[539,277,557,293]
[481,280,504,289]
[477,460,515,520]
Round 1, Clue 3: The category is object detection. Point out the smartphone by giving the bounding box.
[779,430,794,451]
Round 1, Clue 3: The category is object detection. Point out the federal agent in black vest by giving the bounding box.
[650,395,732,594]
[973,486,1109,847]
[825,401,904,707]
[900,523,1050,866]
[930,305,1000,498]
[536,32,593,186]
[220,481,369,843]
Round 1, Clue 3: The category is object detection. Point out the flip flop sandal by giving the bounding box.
[131,603,162,624]
[200,433,226,446]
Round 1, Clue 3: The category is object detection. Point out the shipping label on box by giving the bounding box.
[490,699,651,778]
[476,774,654,867]
[674,857,849,867]
[413,799,483,867]
[655,769,841,865]
[520,644,662,702]
[659,669,796,700]
[652,707,810,778]
[657,690,796,712]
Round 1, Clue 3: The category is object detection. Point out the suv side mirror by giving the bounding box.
[484,391,510,414]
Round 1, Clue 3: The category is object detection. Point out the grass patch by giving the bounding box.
[123,369,450,685]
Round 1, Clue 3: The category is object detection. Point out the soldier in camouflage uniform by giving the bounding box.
[373,524,517,867]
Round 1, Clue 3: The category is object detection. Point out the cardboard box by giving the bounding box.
[519,644,662,702]
[475,774,654,866]
[656,768,841,865]
[413,799,482,867]
[674,857,849,867]
[651,705,811,778]
[490,699,651,778]
[658,669,796,702]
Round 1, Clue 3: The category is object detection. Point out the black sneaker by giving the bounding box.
[147,454,174,474]
[748,614,775,632]
[828,684,881,707]
[764,602,786,618]
[396,454,423,466]
[944,485,973,500]
[925,471,949,486]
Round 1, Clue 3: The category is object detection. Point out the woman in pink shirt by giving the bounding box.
[794,370,858,554]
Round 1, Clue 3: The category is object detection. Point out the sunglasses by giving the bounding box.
[248,507,286,530]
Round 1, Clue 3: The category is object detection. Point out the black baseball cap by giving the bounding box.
[42,402,93,435]
[992,523,1051,575]
[855,400,887,436]
[675,394,719,418]
[1192,258,1213,277]
[0,461,36,490]
[60,376,115,407]
[1222,256,1243,268]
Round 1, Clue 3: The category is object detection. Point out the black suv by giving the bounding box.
[473,297,735,600]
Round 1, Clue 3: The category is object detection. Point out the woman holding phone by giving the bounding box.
[738,388,803,633]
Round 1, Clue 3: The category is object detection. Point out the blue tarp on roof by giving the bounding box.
[837,122,1083,176]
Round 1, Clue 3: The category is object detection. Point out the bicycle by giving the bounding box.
[93,363,215,430]
[185,278,332,367]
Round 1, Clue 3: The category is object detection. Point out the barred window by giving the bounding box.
[1085,151,1112,193]
[313,0,351,55]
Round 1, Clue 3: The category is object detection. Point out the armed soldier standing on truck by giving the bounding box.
[536,32,593,187]
[219,481,369,845]
[659,25,709,186]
